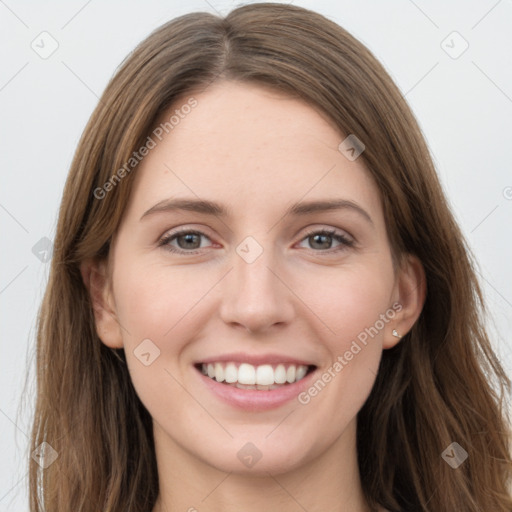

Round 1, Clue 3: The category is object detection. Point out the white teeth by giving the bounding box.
[200,361,311,387]
[295,365,308,381]
[274,364,287,384]
[286,365,296,383]
[256,364,274,386]
[224,363,238,383]
[214,363,225,383]
[238,363,256,385]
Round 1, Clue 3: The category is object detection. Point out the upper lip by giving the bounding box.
[196,352,317,367]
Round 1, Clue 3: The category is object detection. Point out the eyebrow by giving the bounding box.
[140,198,374,225]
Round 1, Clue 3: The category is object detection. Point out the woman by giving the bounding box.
[28,3,512,511]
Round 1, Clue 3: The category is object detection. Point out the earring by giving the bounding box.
[392,329,402,339]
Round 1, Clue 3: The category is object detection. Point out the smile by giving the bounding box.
[197,362,315,390]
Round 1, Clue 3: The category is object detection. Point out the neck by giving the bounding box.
[151,418,372,512]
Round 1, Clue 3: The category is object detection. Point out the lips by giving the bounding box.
[193,352,317,392]
[195,358,319,411]
[197,361,314,390]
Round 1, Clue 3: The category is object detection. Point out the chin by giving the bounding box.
[197,436,312,476]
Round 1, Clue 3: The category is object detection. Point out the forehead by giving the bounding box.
[124,81,382,225]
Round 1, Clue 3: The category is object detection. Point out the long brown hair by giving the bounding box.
[27,3,511,510]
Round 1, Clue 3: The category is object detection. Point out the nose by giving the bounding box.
[218,239,295,334]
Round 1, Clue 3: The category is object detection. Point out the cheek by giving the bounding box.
[113,262,204,345]
[111,263,201,417]
[293,259,394,407]
[295,258,395,345]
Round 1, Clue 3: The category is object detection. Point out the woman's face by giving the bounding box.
[94,80,417,475]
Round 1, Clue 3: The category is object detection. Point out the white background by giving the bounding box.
[1,0,511,509]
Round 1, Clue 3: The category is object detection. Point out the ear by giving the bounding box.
[80,258,123,349]
[384,253,426,349]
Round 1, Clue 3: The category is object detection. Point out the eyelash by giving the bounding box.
[157,227,355,255]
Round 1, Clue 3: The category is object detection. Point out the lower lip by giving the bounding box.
[196,366,317,411]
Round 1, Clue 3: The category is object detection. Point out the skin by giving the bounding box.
[81,81,425,512]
